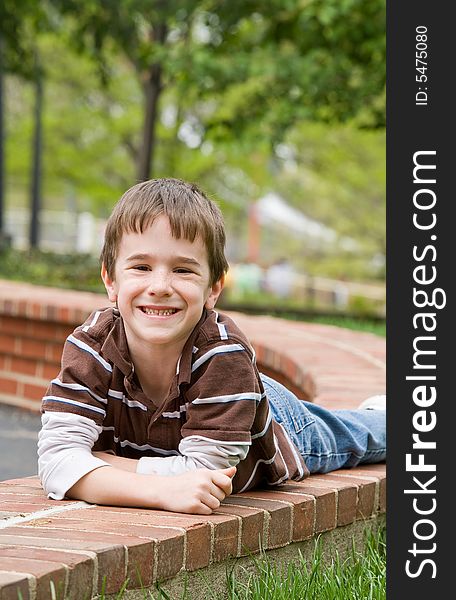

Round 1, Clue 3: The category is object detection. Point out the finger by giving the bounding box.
[221,466,237,478]
[210,483,227,502]
[202,492,221,511]
[194,502,213,515]
[212,473,233,495]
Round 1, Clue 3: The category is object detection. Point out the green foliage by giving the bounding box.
[2,0,385,282]
[274,121,386,278]
[0,247,104,292]
[0,0,53,77]
[5,32,141,214]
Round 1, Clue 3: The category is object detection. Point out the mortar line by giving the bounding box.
[0,500,95,529]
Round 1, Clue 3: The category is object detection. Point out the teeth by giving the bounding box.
[143,308,177,316]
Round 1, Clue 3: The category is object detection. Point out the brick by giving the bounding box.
[0,477,41,488]
[205,513,239,562]
[29,321,62,341]
[0,528,127,595]
[236,489,314,542]
[0,485,45,496]
[43,305,57,322]
[223,495,292,549]
[0,547,94,600]
[0,557,66,600]
[41,515,185,586]
[0,333,15,354]
[140,511,239,565]
[0,571,31,600]
[320,473,377,519]
[0,315,28,335]
[30,303,42,320]
[17,338,47,360]
[0,281,387,597]
[0,512,17,519]
[305,475,358,526]
[0,377,17,396]
[22,382,47,402]
[152,535,183,582]
[216,504,265,555]
[66,506,239,568]
[279,482,337,533]
[0,498,65,514]
[351,464,386,477]
[57,508,204,569]
[56,307,69,323]
[8,357,38,377]
[47,342,65,363]
[40,361,60,380]
[379,477,386,513]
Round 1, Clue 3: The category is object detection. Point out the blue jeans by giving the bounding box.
[261,374,386,474]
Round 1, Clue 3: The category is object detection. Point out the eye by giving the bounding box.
[132,265,151,272]
[174,267,194,274]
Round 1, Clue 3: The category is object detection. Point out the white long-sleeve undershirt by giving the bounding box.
[38,412,111,500]
[38,412,249,499]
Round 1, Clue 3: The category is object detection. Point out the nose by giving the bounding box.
[146,269,172,296]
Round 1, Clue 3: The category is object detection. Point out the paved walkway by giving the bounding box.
[0,405,40,480]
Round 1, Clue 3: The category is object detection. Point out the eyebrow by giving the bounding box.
[125,253,202,267]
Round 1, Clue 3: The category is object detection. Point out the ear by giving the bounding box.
[205,275,225,310]
[101,264,118,303]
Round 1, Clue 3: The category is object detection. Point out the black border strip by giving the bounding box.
[387,2,454,596]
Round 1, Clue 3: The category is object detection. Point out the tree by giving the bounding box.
[29,52,44,248]
[52,0,385,179]
[0,1,53,246]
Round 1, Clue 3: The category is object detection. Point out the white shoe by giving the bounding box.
[358,394,386,410]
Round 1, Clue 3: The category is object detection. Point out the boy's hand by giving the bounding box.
[157,466,236,515]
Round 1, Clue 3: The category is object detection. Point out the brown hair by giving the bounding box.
[101,178,229,285]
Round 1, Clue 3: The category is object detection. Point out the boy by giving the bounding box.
[38,178,385,515]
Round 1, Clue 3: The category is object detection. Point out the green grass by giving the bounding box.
[99,526,386,600]
[302,315,386,337]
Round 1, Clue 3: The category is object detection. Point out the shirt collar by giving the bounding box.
[100,310,134,377]
[99,307,212,400]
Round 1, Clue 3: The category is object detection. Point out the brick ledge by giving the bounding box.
[0,465,385,599]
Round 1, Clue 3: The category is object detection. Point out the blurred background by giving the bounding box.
[0,0,385,320]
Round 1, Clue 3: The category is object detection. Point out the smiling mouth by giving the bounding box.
[140,307,179,316]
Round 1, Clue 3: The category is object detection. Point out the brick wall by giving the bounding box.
[0,282,318,412]
[0,281,110,412]
[0,280,385,412]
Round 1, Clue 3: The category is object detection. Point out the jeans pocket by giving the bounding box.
[280,394,311,434]
[261,373,312,435]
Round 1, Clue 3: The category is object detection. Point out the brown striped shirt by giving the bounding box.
[41,307,308,492]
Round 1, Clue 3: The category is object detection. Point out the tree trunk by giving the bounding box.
[0,35,5,236]
[29,63,43,249]
[136,23,167,182]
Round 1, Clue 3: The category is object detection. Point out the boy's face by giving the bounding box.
[102,215,223,355]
